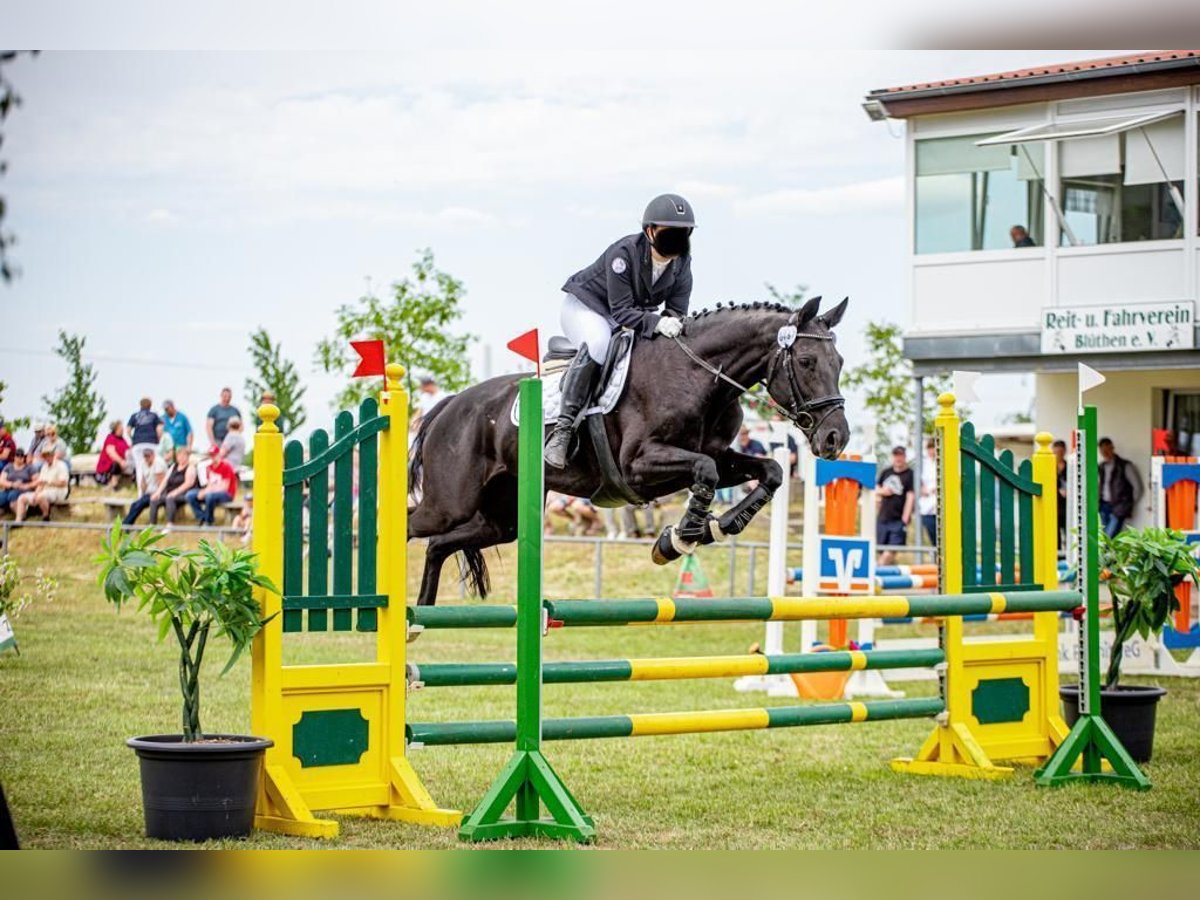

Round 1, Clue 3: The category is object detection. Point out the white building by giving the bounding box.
[865,51,1200,526]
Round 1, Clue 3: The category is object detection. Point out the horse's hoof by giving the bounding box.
[651,527,696,565]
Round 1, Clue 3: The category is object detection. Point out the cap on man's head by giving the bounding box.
[34,422,46,432]
[142,447,157,456]
[419,376,436,386]
[892,445,907,455]
[163,399,175,408]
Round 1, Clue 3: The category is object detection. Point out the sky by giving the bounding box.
[0,47,1115,451]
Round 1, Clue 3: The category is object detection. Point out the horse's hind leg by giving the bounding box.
[415,509,516,606]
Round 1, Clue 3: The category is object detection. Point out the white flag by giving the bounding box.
[952,370,981,403]
[1078,363,1106,397]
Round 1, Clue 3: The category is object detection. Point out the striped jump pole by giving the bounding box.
[411,648,945,688]
[410,697,945,747]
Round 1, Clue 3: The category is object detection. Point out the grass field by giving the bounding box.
[1,517,1198,849]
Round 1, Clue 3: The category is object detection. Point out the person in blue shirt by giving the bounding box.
[161,399,194,450]
[127,398,163,487]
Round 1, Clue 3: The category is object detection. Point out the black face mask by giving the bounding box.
[651,227,691,258]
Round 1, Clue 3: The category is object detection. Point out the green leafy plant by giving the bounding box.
[1100,526,1200,688]
[96,525,276,741]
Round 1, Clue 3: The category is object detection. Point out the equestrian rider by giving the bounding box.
[545,193,696,468]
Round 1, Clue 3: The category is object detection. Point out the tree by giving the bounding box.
[0,380,30,431]
[244,327,307,436]
[1,52,37,283]
[841,320,952,457]
[315,249,476,414]
[42,331,107,453]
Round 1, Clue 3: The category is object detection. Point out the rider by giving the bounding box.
[544,192,696,468]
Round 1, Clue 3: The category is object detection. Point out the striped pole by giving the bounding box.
[543,591,1080,626]
[410,697,945,747]
[412,648,945,688]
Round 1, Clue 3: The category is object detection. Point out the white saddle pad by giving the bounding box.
[510,343,633,426]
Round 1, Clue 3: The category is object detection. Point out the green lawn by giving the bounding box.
[2,523,1198,849]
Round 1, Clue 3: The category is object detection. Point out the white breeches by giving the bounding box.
[560,292,615,364]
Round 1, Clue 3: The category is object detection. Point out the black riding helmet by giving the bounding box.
[642,193,696,229]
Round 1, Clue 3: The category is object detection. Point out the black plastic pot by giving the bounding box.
[1059,684,1167,763]
[127,734,272,841]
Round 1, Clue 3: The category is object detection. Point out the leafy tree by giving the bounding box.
[244,327,307,436]
[765,282,809,307]
[315,249,476,414]
[1,52,37,283]
[42,331,107,452]
[841,320,952,456]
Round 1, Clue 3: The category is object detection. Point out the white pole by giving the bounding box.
[734,446,796,695]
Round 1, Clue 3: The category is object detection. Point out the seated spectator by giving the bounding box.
[95,420,134,490]
[734,425,767,457]
[36,424,70,473]
[127,397,163,485]
[230,492,253,544]
[161,399,194,450]
[123,447,167,526]
[26,423,48,460]
[0,420,15,473]
[149,446,197,526]
[187,454,237,526]
[218,417,246,468]
[545,492,603,535]
[0,449,36,512]
[14,448,69,522]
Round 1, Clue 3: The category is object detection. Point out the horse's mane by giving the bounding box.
[686,301,796,321]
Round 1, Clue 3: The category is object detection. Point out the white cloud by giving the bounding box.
[145,208,179,225]
[735,177,904,217]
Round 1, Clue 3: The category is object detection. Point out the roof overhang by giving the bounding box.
[865,54,1200,120]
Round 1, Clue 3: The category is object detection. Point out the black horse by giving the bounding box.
[408,296,850,605]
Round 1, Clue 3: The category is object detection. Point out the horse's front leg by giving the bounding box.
[627,445,719,566]
[709,449,785,541]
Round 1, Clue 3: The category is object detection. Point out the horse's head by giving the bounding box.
[764,296,849,460]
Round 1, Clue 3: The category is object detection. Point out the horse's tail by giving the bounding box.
[458,546,491,600]
[407,398,450,499]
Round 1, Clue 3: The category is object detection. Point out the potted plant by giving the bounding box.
[1060,526,1199,762]
[96,524,277,841]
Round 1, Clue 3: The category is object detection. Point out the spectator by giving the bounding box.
[206,387,241,451]
[917,438,938,546]
[545,492,604,535]
[187,454,237,526]
[158,427,176,466]
[38,424,70,473]
[1052,439,1068,552]
[1098,437,1142,537]
[0,449,36,513]
[876,445,914,566]
[218,418,246,468]
[123,447,168,526]
[26,423,48,460]
[0,420,15,473]
[735,425,767,457]
[230,492,253,543]
[161,399,194,451]
[1010,225,1036,247]
[14,448,69,522]
[253,390,279,432]
[410,377,447,431]
[127,397,163,485]
[149,446,196,526]
[95,420,134,490]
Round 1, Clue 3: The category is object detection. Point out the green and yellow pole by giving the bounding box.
[458,377,595,843]
[1034,404,1150,789]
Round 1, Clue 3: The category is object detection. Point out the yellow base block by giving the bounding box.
[254,813,340,839]
[890,757,1014,780]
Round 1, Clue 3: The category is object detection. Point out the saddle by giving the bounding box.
[510,329,643,508]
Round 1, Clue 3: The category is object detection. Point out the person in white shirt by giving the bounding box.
[123,448,168,525]
[917,438,938,546]
[14,448,70,522]
[411,377,448,431]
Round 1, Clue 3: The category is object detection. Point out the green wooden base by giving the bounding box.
[458,750,594,844]
[1034,714,1151,790]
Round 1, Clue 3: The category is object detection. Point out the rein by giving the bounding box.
[671,325,845,433]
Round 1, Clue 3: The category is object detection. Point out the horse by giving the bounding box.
[407,295,850,606]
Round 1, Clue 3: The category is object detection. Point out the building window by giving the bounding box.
[914,134,1044,254]
[1165,392,1200,457]
[1059,120,1185,245]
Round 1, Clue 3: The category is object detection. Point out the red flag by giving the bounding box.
[350,339,386,378]
[506,328,541,378]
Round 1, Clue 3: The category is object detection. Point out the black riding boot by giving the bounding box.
[544,348,603,469]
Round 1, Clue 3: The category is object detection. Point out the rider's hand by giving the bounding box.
[655,316,683,339]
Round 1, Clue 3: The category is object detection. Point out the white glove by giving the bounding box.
[655,316,683,339]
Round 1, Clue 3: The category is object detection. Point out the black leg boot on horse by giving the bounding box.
[544,347,603,470]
